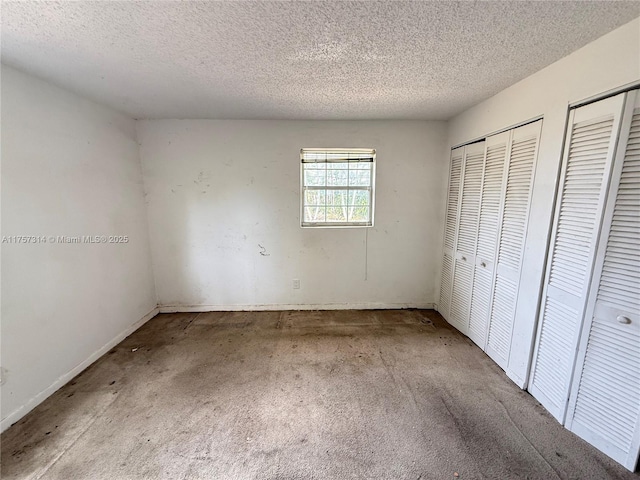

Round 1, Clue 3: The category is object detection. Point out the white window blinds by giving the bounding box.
[301,149,375,227]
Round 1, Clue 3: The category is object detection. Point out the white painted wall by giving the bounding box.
[446,18,640,387]
[137,120,447,310]
[1,66,158,431]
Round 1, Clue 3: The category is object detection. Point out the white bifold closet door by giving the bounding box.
[468,131,510,348]
[530,89,640,471]
[439,121,541,365]
[565,90,640,471]
[439,146,464,321]
[449,141,485,334]
[528,93,628,422]
[484,121,541,369]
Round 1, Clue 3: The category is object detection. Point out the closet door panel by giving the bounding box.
[486,274,518,361]
[468,267,492,347]
[469,132,509,348]
[450,142,485,333]
[528,94,626,422]
[439,147,464,320]
[456,144,485,257]
[485,121,541,368]
[444,148,464,254]
[566,94,640,471]
[450,260,474,333]
[475,135,509,266]
[439,253,454,319]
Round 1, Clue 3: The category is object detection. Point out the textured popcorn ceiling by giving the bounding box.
[2,1,639,120]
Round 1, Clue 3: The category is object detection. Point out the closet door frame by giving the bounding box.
[528,94,628,423]
[565,90,640,470]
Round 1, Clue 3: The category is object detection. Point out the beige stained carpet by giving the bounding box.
[2,310,637,479]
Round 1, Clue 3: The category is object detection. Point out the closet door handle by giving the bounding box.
[461,256,467,261]
[480,262,486,268]
[617,315,632,325]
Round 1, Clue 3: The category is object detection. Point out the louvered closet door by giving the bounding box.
[485,121,541,369]
[566,91,640,471]
[449,141,485,334]
[439,147,464,321]
[528,94,627,422]
[468,132,509,348]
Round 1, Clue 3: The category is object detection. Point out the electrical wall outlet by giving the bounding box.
[293,279,300,289]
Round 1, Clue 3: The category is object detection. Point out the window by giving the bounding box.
[301,148,375,227]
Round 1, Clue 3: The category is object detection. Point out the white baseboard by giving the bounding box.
[0,306,159,433]
[159,302,435,313]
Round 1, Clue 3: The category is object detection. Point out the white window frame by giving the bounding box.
[300,148,376,228]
